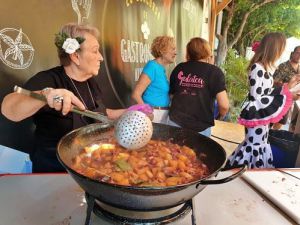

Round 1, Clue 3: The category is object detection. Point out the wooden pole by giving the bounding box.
[209,0,232,51]
[216,0,232,14]
[209,0,217,50]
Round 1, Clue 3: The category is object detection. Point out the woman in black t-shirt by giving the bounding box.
[1,23,127,172]
[168,37,229,137]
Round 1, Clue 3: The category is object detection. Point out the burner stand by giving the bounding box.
[84,193,196,225]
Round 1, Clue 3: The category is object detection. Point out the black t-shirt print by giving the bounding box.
[175,70,205,95]
[169,61,226,132]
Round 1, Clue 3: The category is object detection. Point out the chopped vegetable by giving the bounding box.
[72,139,209,187]
[115,159,132,171]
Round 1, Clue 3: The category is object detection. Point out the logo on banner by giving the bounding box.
[183,0,197,20]
[0,28,34,70]
[71,0,93,24]
[141,21,150,40]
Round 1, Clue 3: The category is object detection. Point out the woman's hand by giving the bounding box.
[292,92,300,101]
[292,93,300,101]
[42,88,85,115]
[127,104,154,120]
[287,75,300,101]
[288,75,300,90]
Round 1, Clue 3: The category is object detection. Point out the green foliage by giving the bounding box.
[244,1,300,45]
[55,32,69,49]
[222,49,249,122]
[224,0,300,56]
[54,32,85,49]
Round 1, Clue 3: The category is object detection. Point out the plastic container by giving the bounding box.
[268,130,299,168]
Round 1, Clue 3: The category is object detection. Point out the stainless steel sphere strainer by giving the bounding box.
[14,86,153,150]
[114,110,153,149]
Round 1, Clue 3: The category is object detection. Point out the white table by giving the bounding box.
[0,171,297,225]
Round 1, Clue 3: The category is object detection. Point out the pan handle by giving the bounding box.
[196,164,246,187]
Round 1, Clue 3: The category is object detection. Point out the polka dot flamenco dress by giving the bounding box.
[226,63,293,169]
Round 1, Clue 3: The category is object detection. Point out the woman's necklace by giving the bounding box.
[68,76,96,109]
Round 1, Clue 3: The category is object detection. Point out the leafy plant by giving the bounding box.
[216,0,300,65]
[222,48,249,122]
[54,32,85,49]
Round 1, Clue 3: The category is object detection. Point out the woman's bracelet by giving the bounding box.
[41,87,52,97]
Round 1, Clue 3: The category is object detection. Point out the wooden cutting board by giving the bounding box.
[242,170,300,224]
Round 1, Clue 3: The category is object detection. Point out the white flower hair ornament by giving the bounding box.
[55,32,85,54]
[62,38,80,54]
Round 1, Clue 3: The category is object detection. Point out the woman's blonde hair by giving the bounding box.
[151,36,175,58]
[186,37,211,61]
[248,32,286,71]
[55,23,99,66]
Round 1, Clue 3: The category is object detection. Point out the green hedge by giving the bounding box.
[221,49,249,123]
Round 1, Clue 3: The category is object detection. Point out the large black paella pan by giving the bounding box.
[57,123,245,211]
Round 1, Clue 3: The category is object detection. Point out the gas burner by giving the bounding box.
[84,193,196,225]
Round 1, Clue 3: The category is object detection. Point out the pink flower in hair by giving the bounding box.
[252,41,260,52]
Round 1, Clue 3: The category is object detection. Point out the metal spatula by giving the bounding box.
[14,86,153,149]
